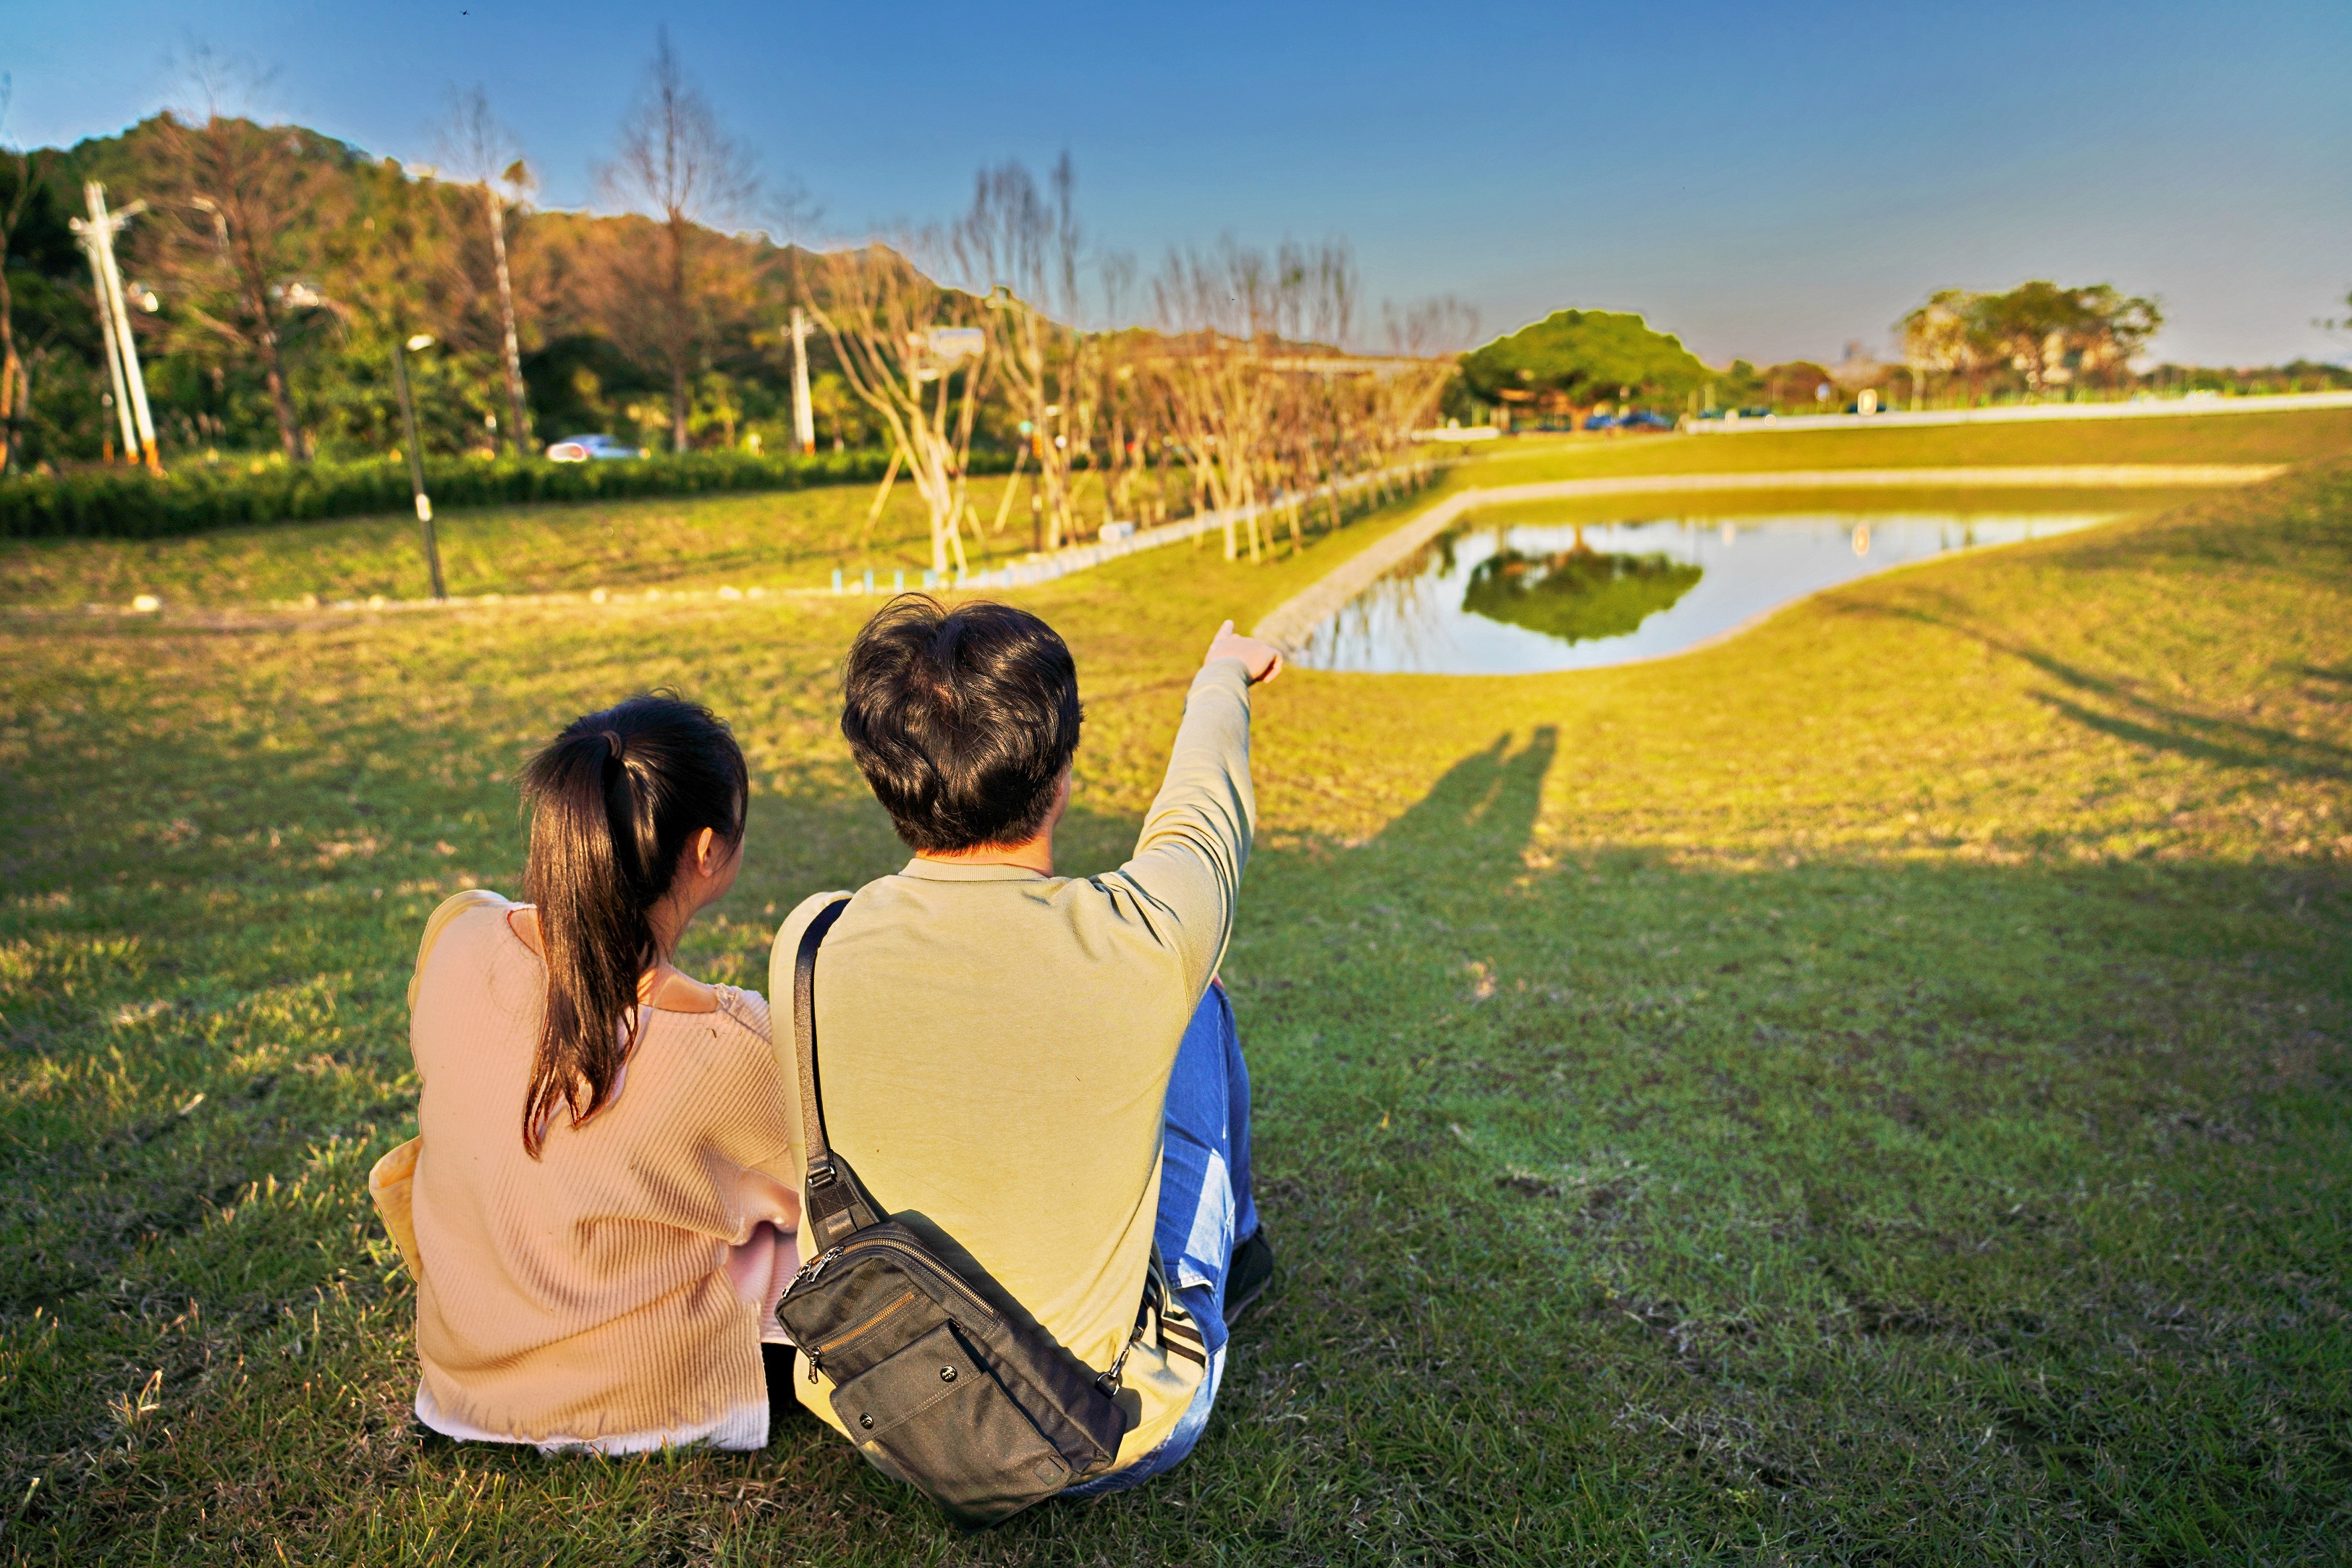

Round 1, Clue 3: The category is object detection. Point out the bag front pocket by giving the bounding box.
[830,1319,1073,1525]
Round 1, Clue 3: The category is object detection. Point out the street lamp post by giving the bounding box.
[392,332,447,600]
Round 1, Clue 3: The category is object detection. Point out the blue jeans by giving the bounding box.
[1063,982,1257,1496]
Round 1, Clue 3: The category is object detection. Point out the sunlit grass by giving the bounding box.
[1,418,2346,1562]
[1460,404,2352,480]
[0,469,1146,610]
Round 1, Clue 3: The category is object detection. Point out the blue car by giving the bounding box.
[544,434,643,462]
[1620,410,1675,431]
[1582,412,1617,431]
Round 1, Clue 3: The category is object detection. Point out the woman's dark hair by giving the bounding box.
[840,596,1082,854]
[515,692,747,1158]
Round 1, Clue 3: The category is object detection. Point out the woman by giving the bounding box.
[369,694,800,1452]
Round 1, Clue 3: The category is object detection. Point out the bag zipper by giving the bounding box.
[803,1287,921,1383]
[790,1232,996,1383]
[782,1232,994,1318]
[821,1231,996,1317]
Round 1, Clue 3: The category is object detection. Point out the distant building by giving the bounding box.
[1829,339,1890,392]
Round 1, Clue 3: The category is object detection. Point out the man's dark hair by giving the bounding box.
[841,596,1083,853]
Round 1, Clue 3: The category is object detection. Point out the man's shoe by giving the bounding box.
[1224,1229,1275,1326]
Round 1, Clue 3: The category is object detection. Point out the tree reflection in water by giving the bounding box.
[1290,509,2116,674]
[1459,541,1703,644]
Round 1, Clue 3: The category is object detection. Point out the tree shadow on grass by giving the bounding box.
[1853,589,2351,780]
[2285,659,2352,692]
[2026,690,2350,780]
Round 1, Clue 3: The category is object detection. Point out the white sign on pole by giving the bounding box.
[926,327,986,363]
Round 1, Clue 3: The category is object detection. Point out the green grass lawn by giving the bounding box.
[1,413,2348,1563]
[0,472,1050,611]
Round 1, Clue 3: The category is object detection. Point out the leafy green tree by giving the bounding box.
[1899,281,2161,402]
[1458,309,1710,411]
[1970,281,2159,396]
[1761,360,1835,410]
[1898,289,1982,405]
[0,91,83,470]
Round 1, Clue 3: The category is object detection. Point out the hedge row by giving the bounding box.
[0,447,1018,541]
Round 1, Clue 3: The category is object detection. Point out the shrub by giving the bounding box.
[0,448,1018,541]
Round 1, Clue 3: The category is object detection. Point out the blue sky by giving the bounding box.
[4,1,2345,368]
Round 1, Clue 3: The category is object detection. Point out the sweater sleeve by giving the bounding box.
[1102,658,1256,1001]
[407,889,512,1014]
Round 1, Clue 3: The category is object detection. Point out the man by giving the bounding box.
[769,596,1279,1490]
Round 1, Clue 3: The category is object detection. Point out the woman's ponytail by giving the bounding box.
[516,693,746,1157]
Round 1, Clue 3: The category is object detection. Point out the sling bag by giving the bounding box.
[775,898,1204,1525]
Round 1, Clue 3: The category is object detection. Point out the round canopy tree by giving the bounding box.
[1458,308,1711,414]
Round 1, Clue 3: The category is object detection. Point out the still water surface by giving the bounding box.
[1291,511,2116,675]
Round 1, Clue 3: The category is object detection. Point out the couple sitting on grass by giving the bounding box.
[371,596,1282,1504]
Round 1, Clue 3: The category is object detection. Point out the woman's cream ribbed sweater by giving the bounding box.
[386,890,800,1452]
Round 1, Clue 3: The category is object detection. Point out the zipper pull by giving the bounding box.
[784,1245,843,1295]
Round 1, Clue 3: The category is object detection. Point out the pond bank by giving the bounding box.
[1250,463,2283,653]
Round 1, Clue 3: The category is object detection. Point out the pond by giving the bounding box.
[1289,509,2119,674]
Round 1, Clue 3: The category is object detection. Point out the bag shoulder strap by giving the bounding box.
[793,897,881,1247]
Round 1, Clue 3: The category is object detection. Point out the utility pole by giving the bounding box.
[790,305,815,454]
[392,333,448,600]
[69,183,160,472]
[86,271,135,463]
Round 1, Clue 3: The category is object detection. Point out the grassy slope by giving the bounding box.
[0,418,2347,1563]
[0,473,1035,610]
[1461,406,2352,481]
[5,405,2346,611]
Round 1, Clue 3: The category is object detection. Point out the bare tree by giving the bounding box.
[1271,240,1361,543]
[1093,253,1148,527]
[436,85,534,453]
[952,155,1105,551]
[597,31,758,452]
[813,241,990,576]
[1146,237,1366,561]
[1384,294,1479,360]
[145,50,333,461]
[1369,294,1470,461]
[1149,240,1285,561]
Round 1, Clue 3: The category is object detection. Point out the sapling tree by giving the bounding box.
[813,240,991,577]
[1150,240,1283,561]
[952,156,1103,551]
